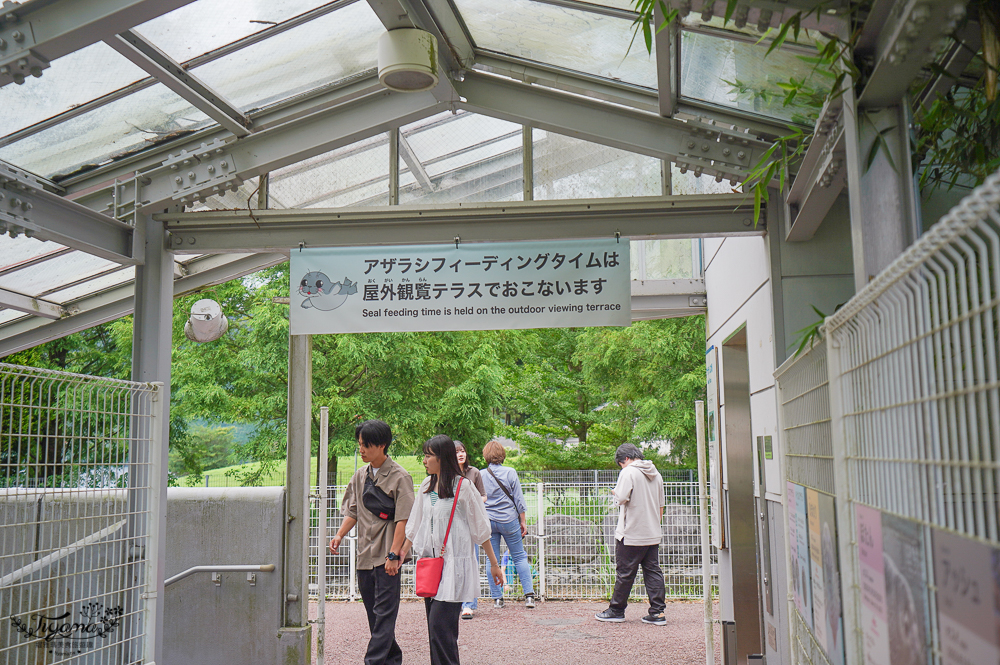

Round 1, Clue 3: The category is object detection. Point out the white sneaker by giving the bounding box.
[461,607,474,620]
[525,594,536,609]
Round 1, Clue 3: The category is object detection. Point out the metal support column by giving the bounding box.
[130,212,173,665]
[279,333,312,661]
[696,400,714,665]
[536,482,545,599]
[843,87,920,289]
[317,406,329,662]
[522,126,533,201]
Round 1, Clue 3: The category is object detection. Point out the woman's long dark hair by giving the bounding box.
[454,440,468,473]
[424,435,462,499]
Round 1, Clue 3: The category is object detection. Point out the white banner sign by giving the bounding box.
[289,239,631,334]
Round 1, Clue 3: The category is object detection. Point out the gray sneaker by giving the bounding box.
[594,608,626,623]
[493,598,504,609]
[525,594,536,609]
[642,612,666,626]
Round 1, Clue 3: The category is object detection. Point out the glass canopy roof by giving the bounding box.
[0,0,825,339]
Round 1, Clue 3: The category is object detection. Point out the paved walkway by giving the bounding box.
[312,600,721,665]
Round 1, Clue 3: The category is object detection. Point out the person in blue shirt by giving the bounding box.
[481,439,536,609]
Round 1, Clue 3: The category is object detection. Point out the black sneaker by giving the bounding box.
[594,608,626,623]
[493,598,504,609]
[641,612,666,626]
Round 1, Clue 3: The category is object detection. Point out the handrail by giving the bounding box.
[0,519,126,589]
[165,564,275,587]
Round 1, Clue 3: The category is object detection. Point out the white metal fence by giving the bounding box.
[309,475,715,601]
[776,168,1000,665]
[0,363,162,665]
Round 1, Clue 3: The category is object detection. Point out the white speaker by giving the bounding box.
[378,29,439,92]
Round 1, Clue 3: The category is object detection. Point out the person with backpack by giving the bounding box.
[481,439,536,609]
[329,420,415,665]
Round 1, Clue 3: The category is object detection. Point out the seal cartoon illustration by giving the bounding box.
[298,271,358,311]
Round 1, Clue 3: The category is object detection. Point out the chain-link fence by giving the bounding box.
[309,474,716,602]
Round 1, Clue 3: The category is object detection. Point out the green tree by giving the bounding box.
[168,424,237,483]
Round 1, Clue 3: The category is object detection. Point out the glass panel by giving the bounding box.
[398,112,524,205]
[0,237,68,273]
[0,251,120,297]
[533,131,661,200]
[577,0,636,10]
[0,310,27,325]
[268,136,389,208]
[135,0,331,63]
[193,2,382,112]
[45,267,136,305]
[680,30,829,123]
[0,43,147,139]
[643,239,694,279]
[454,0,657,88]
[0,84,210,178]
[670,163,741,195]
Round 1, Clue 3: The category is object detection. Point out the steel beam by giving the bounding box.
[784,95,846,241]
[631,277,707,320]
[654,4,679,117]
[0,159,139,264]
[858,0,971,108]
[155,194,761,252]
[397,133,435,192]
[0,0,196,87]
[0,252,286,357]
[455,72,772,183]
[102,87,443,213]
[105,30,251,137]
[0,286,65,319]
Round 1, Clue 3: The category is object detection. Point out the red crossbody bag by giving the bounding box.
[414,477,463,598]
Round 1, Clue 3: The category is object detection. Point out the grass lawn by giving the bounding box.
[179,455,427,488]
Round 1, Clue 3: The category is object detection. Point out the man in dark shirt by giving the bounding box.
[330,420,414,665]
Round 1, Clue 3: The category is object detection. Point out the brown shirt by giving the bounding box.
[342,457,415,570]
[462,466,487,498]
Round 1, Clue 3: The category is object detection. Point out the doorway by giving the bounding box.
[721,326,763,664]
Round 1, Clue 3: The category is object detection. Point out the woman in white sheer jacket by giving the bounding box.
[404,435,503,665]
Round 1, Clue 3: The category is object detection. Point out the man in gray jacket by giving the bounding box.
[595,443,667,625]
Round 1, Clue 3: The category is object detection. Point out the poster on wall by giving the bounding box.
[881,513,928,665]
[706,346,725,549]
[857,504,890,665]
[817,493,845,665]
[807,489,828,648]
[794,483,813,628]
[290,239,631,334]
[787,482,812,625]
[933,528,1000,665]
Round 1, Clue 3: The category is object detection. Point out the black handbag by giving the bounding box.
[362,469,396,521]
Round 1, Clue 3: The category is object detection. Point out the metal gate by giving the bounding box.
[0,363,163,665]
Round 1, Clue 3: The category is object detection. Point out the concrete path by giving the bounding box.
[312,599,721,665]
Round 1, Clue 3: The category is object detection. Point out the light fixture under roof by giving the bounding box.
[378,28,439,92]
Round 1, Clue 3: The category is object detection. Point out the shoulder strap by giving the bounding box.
[440,477,463,555]
[487,466,518,509]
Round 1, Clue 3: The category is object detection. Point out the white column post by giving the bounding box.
[536,482,545,599]
[317,406,329,661]
[696,400,714,665]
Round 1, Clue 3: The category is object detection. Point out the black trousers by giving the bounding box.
[609,539,666,614]
[424,598,462,665]
[357,565,403,665]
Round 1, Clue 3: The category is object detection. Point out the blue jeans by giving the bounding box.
[462,544,479,610]
[489,518,534,598]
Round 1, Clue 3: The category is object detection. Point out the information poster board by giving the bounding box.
[793,483,812,627]
[857,504,890,665]
[706,346,724,549]
[933,529,1000,665]
[808,489,827,646]
[881,513,928,665]
[818,493,844,665]
[290,239,630,334]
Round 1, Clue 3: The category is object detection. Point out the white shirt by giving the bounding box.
[405,476,491,602]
